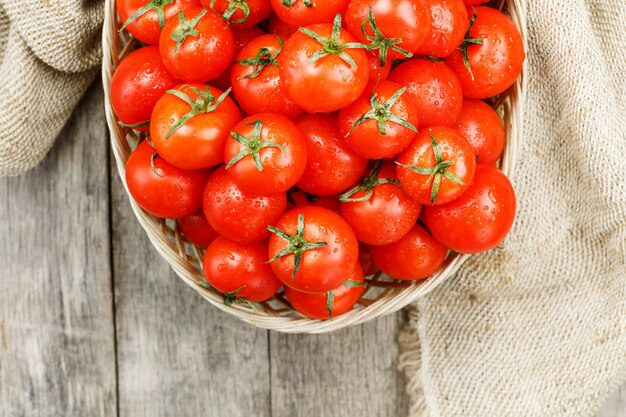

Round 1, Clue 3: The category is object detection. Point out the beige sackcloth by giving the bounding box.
[1,1,624,416]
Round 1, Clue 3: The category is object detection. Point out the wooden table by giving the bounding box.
[0,82,624,417]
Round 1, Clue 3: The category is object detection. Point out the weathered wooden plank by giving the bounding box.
[110,150,271,417]
[597,385,626,417]
[269,313,408,417]
[0,83,117,417]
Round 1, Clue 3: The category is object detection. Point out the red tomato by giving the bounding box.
[338,80,419,159]
[159,8,235,82]
[270,0,349,27]
[344,0,430,64]
[295,113,368,195]
[340,160,421,245]
[203,237,282,302]
[202,0,272,28]
[422,164,516,254]
[278,15,369,113]
[453,99,505,164]
[110,46,179,130]
[287,189,341,212]
[212,26,267,91]
[370,224,447,280]
[284,263,365,319]
[269,13,298,39]
[178,209,219,247]
[414,0,469,58]
[203,166,287,243]
[231,35,303,119]
[445,6,525,98]
[117,0,199,45]
[358,243,379,276]
[150,83,241,169]
[126,141,210,218]
[366,50,391,84]
[267,206,359,293]
[463,0,487,4]
[396,126,476,205]
[388,58,463,128]
[224,113,307,194]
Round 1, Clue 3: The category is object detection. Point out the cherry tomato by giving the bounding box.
[267,206,359,293]
[159,7,235,82]
[396,126,476,205]
[340,160,421,245]
[366,50,391,84]
[445,6,525,99]
[338,80,419,159]
[203,237,282,302]
[422,164,516,254]
[212,26,267,91]
[270,0,349,27]
[388,58,463,128]
[414,0,469,58]
[370,224,447,280]
[178,209,219,247]
[151,83,241,169]
[126,141,210,218]
[278,15,369,113]
[231,34,303,119]
[224,113,307,194]
[203,166,287,243]
[358,243,379,276]
[287,189,341,212]
[463,0,487,4]
[202,0,272,28]
[110,46,180,130]
[117,0,200,45]
[269,13,298,39]
[453,99,505,164]
[295,113,368,195]
[284,263,365,319]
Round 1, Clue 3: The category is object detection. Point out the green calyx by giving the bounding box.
[267,214,328,280]
[236,36,284,80]
[339,160,400,203]
[298,13,368,68]
[346,85,417,137]
[396,131,466,205]
[223,285,246,306]
[361,6,412,67]
[170,9,207,53]
[210,0,250,24]
[342,279,365,288]
[326,290,335,320]
[118,120,150,129]
[459,7,483,80]
[144,137,165,178]
[165,85,232,138]
[120,0,174,31]
[282,0,313,8]
[224,120,286,172]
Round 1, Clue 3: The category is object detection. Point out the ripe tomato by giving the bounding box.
[110,46,179,130]
[453,99,505,164]
[203,237,282,302]
[224,113,307,194]
[344,0,430,64]
[338,80,419,159]
[150,83,241,169]
[202,0,272,28]
[463,0,487,4]
[414,0,469,58]
[295,113,368,195]
[126,141,210,218]
[178,209,219,247]
[269,12,298,39]
[340,160,421,245]
[278,15,369,113]
[284,263,365,319]
[270,0,349,27]
[422,164,516,254]
[365,50,391,84]
[117,0,199,45]
[231,35,303,119]
[370,224,447,280]
[287,189,341,212]
[396,126,475,205]
[212,26,266,91]
[445,6,525,99]
[388,58,463,128]
[267,206,359,293]
[358,243,379,276]
[159,8,235,82]
[203,167,287,243]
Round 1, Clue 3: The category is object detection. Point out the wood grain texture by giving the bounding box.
[0,83,117,417]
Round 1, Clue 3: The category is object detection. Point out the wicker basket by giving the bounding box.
[102,0,526,333]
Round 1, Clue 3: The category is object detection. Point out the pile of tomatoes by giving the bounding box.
[111,0,524,320]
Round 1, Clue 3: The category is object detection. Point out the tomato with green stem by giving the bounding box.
[414,0,469,58]
[178,209,219,247]
[202,0,272,28]
[396,127,475,205]
[224,113,307,194]
[267,206,359,293]
[270,0,349,28]
[453,99,505,164]
[365,50,391,84]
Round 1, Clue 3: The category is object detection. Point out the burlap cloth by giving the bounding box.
[1,1,624,416]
